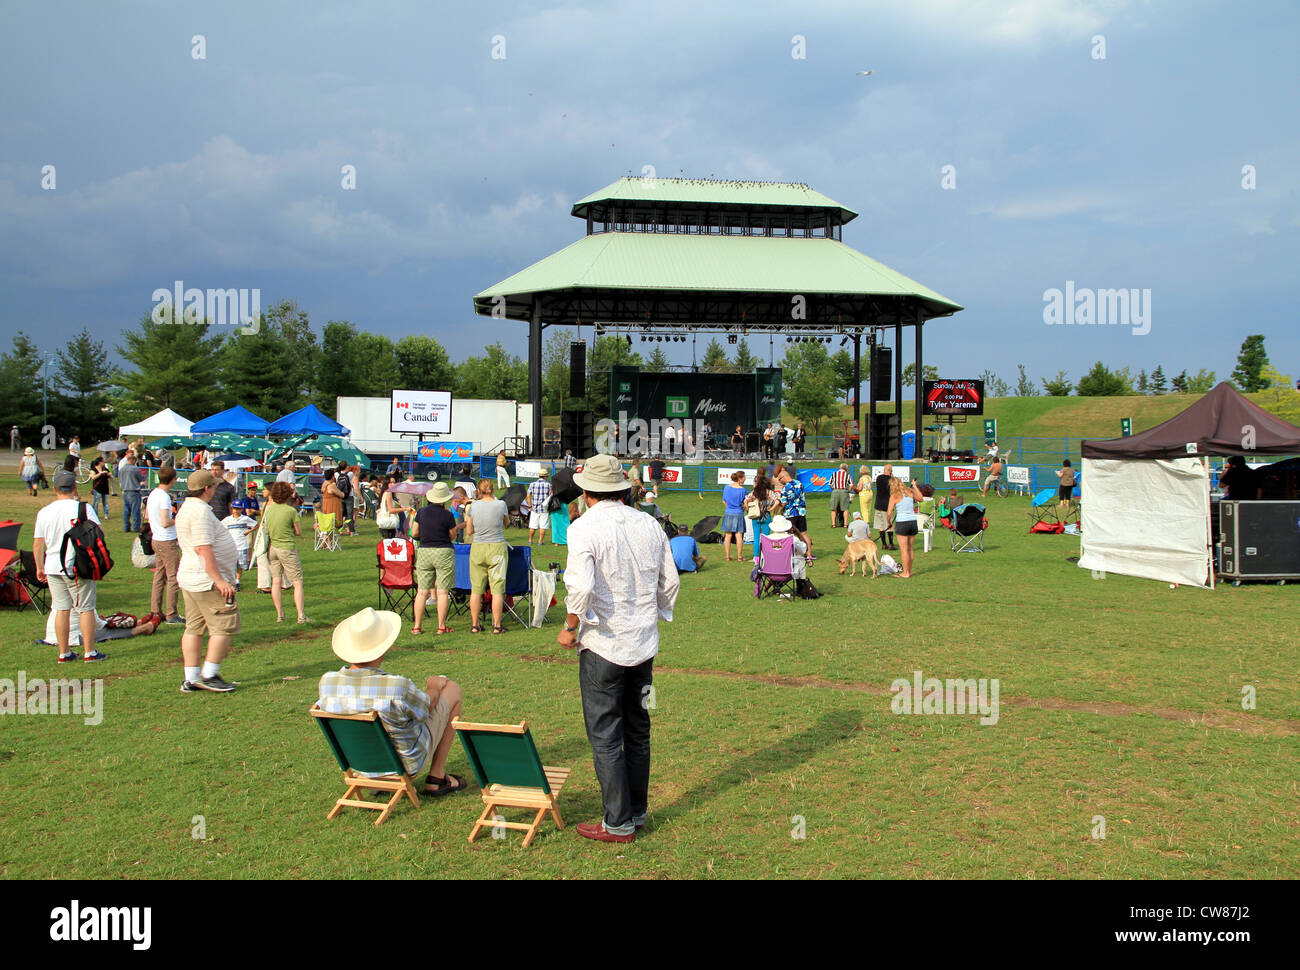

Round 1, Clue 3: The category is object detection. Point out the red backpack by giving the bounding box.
[60,502,115,580]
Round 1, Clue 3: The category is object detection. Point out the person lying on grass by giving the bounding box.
[317,608,469,797]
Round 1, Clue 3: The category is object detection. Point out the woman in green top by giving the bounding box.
[262,482,310,624]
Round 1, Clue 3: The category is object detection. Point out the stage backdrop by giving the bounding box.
[607,367,782,440]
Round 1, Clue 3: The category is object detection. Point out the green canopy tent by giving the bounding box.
[271,434,371,469]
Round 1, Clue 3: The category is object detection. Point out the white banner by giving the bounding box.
[390,389,452,435]
[870,465,911,481]
[943,465,981,484]
[514,460,544,479]
[1006,465,1030,486]
[715,467,755,485]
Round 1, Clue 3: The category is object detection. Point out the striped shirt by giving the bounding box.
[527,479,552,512]
[317,667,432,776]
[830,469,852,491]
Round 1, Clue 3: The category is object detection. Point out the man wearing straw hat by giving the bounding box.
[410,481,457,635]
[558,454,679,844]
[318,608,468,796]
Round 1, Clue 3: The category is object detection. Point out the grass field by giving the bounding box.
[1,468,1296,880]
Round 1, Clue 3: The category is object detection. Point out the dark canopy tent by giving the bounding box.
[190,405,271,436]
[267,404,350,437]
[1079,383,1300,588]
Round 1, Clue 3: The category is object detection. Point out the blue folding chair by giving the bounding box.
[1027,488,1058,527]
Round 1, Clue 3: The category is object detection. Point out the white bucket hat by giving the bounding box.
[425,481,454,504]
[331,608,402,665]
[572,454,629,492]
[769,514,793,534]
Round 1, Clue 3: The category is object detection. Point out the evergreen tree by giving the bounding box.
[116,314,226,422]
[53,328,118,442]
[0,331,46,437]
[647,346,670,370]
[732,338,758,373]
[1041,370,1073,396]
[1230,335,1270,392]
[701,338,731,372]
[1150,365,1167,394]
[1136,369,1148,394]
[1076,361,1128,396]
[1171,370,1189,393]
[1015,363,1039,396]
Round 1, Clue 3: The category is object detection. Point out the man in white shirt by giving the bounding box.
[558,454,679,844]
[846,511,871,542]
[176,470,241,692]
[662,422,676,455]
[276,460,298,485]
[68,436,81,460]
[147,466,182,623]
[32,469,106,662]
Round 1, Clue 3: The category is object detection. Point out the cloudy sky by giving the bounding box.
[2,0,1296,386]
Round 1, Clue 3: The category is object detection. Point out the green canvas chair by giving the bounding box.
[454,719,570,847]
[310,704,420,826]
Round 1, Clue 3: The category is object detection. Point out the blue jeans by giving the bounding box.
[122,491,141,532]
[91,492,110,518]
[751,514,771,550]
[578,649,653,835]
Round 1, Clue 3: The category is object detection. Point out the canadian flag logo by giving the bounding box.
[383,540,409,561]
[396,401,409,409]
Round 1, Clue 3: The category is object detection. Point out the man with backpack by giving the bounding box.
[32,469,112,662]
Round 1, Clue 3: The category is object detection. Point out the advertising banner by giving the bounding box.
[797,468,835,493]
[1006,465,1030,486]
[715,467,756,485]
[870,465,911,481]
[391,389,452,434]
[943,465,981,484]
[415,441,475,461]
[514,460,544,479]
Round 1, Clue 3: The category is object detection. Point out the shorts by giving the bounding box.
[528,509,549,530]
[416,546,455,592]
[48,575,97,614]
[418,693,455,774]
[181,587,242,638]
[983,474,1001,489]
[469,542,507,595]
[788,514,808,533]
[236,549,250,571]
[268,546,303,585]
[829,490,852,512]
[872,510,890,531]
[1059,485,1074,501]
[895,520,919,537]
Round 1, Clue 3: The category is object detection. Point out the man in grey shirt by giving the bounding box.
[465,479,509,634]
[118,453,145,532]
[845,511,871,542]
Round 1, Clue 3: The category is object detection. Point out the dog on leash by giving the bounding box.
[838,539,880,578]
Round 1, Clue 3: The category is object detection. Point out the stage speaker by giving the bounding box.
[867,413,900,460]
[561,409,595,458]
[569,341,587,399]
[542,442,560,459]
[870,347,892,401]
[745,431,762,454]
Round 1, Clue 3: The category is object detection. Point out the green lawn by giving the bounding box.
[0,478,1296,879]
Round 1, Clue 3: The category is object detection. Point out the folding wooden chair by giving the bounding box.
[454,719,570,847]
[310,705,420,826]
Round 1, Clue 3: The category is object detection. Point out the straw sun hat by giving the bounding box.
[332,608,402,665]
[425,481,454,504]
[572,454,629,492]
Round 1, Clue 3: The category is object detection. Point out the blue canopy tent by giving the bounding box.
[190,405,271,436]
[267,404,350,437]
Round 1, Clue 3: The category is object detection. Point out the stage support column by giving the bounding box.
[853,332,861,458]
[914,310,924,459]
[893,320,903,458]
[529,298,543,456]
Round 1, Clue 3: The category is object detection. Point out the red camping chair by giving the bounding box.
[376,538,417,619]
[754,533,796,599]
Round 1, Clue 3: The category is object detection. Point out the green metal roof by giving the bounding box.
[473,232,960,321]
[572,177,857,223]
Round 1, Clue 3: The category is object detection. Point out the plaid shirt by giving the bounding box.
[318,667,431,776]
[781,478,807,517]
[830,469,852,491]
[527,479,552,513]
[563,454,577,470]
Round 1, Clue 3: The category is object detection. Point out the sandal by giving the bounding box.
[411,626,423,635]
[436,626,453,634]
[470,624,483,634]
[424,773,469,797]
[492,625,506,634]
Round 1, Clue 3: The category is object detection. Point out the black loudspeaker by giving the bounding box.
[542,442,560,459]
[867,413,901,460]
[561,409,595,458]
[745,431,762,454]
[871,347,892,401]
[1219,501,1300,580]
[569,342,587,399]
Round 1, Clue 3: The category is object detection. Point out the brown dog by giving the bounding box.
[838,539,880,578]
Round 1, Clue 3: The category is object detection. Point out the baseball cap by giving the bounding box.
[53,469,77,491]
[188,470,217,490]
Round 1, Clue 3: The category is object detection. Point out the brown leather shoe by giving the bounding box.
[576,821,635,844]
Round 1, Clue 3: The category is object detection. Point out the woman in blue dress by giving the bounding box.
[550,498,573,545]
[720,470,748,561]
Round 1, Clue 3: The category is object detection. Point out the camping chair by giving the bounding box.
[754,533,796,599]
[449,543,472,617]
[309,705,421,826]
[17,550,48,614]
[453,719,570,847]
[500,544,533,628]
[376,538,417,618]
[0,520,21,552]
[950,503,988,553]
[1027,488,1059,527]
[359,486,379,520]
[313,511,341,552]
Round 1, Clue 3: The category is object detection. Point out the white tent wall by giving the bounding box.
[118,408,193,437]
[1079,457,1212,588]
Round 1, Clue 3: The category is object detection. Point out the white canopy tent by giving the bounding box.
[118,408,193,438]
